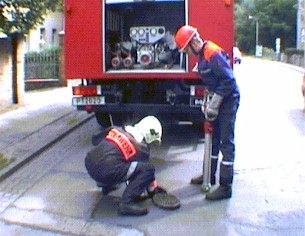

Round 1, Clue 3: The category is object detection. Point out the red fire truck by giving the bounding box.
[64,0,234,127]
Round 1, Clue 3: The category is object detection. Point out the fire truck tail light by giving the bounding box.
[195,87,205,97]
[73,86,101,96]
[191,86,205,97]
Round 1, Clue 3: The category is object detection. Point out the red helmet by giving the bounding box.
[175,25,198,51]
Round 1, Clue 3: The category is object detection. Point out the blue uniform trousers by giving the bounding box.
[211,95,239,185]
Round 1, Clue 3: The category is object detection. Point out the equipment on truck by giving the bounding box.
[110,26,177,69]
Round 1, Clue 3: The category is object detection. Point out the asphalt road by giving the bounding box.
[0,57,305,236]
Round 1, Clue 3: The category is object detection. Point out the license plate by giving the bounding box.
[72,96,105,106]
[190,97,204,107]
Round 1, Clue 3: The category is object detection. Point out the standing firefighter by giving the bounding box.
[85,116,180,216]
[175,25,240,200]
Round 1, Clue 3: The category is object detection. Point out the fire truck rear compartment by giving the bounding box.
[104,0,186,72]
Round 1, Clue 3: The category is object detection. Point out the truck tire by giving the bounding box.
[95,112,112,128]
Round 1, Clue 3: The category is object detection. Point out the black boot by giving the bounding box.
[190,174,216,185]
[147,186,167,198]
[134,191,150,202]
[118,202,148,216]
[205,184,232,200]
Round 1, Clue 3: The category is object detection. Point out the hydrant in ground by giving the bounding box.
[201,120,213,193]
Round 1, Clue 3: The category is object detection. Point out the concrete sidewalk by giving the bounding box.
[0,86,93,181]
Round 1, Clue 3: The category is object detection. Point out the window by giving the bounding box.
[39,28,46,50]
[52,28,58,45]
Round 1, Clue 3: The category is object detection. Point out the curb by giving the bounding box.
[248,56,305,74]
[0,111,94,182]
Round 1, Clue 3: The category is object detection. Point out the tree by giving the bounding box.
[0,0,62,104]
[235,0,297,54]
[0,0,62,35]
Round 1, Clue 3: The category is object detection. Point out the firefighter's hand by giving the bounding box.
[201,90,213,114]
[202,105,217,121]
[204,93,223,121]
[205,107,219,121]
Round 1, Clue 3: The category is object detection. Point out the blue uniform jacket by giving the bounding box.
[198,41,240,99]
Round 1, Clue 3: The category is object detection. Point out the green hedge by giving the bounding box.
[25,47,60,63]
[285,48,304,57]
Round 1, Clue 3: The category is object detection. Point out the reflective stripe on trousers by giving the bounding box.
[126,161,138,180]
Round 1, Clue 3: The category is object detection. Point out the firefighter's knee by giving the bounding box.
[140,162,155,174]
[133,162,155,180]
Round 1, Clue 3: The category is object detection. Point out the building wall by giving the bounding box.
[0,39,13,107]
[25,12,63,52]
[0,36,25,108]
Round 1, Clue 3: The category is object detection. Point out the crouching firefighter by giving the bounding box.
[175,25,240,200]
[85,116,180,216]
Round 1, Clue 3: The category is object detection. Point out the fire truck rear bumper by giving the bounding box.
[76,104,205,124]
[75,103,202,114]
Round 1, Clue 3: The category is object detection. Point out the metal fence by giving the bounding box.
[24,48,60,81]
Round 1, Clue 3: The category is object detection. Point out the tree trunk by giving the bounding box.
[11,32,25,104]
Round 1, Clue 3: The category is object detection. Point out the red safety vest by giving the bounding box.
[105,128,137,161]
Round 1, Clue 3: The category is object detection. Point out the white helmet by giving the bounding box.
[125,116,162,144]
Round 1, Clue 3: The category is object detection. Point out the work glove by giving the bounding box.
[201,91,213,114]
[204,93,223,121]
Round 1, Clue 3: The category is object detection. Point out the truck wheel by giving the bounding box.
[95,112,112,128]
[111,113,124,127]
